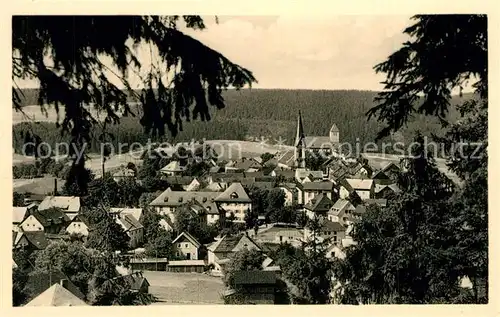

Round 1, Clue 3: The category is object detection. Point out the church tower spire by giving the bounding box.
[294,111,306,169]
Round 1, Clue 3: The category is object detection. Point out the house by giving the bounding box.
[149,188,220,222]
[14,231,48,251]
[185,177,202,191]
[345,178,375,200]
[304,219,346,245]
[160,160,185,176]
[295,168,323,183]
[224,271,277,304]
[172,232,202,260]
[162,176,195,190]
[225,158,261,173]
[248,223,303,247]
[270,169,295,180]
[215,182,252,223]
[207,234,261,275]
[115,213,144,248]
[298,181,334,205]
[121,274,150,293]
[166,260,206,273]
[25,282,88,306]
[278,183,297,206]
[20,208,71,234]
[364,198,388,207]
[326,243,346,260]
[112,167,136,183]
[110,207,144,224]
[371,162,401,185]
[374,183,401,199]
[158,217,174,232]
[25,271,86,303]
[352,204,367,221]
[65,214,91,237]
[273,150,296,169]
[38,196,81,220]
[303,193,334,219]
[13,205,36,232]
[328,199,356,225]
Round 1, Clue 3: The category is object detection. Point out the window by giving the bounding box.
[178,243,181,248]
[279,236,283,242]
[185,244,188,248]
[333,236,337,242]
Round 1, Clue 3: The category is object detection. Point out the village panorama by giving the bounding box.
[11,15,488,305]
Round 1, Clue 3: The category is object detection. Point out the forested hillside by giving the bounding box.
[12,88,468,154]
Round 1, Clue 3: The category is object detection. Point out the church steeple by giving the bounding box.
[294,111,306,169]
[295,111,305,147]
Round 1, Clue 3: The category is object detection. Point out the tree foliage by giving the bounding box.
[368,14,487,139]
[85,208,130,252]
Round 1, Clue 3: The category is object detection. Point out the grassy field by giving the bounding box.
[141,271,225,305]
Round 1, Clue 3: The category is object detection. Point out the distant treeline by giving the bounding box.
[12,88,469,154]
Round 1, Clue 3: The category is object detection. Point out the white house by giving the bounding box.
[160,160,185,176]
[215,182,252,223]
[20,209,70,234]
[115,213,144,248]
[65,214,91,237]
[172,231,201,260]
[328,199,356,225]
[13,205,36,232]
[304,219,346,245]
[38,196,81,220]
[345,178,375,200]
[110,208,144,224]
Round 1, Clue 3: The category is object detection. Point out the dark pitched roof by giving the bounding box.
[21,231,49,250]
[163,176,195,186]
[233,270,276,285]
[302,181,334,191]
[70,214,91,227]
[273,169,296,179]
[32,208,71,227]
[26,271,85,300]
[322,220,347,232]
[304,194,333,212]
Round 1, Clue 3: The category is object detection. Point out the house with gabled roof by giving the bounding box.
[207,234,261,275]
[303,193,334,219]
[149,188,220,221]
[24,271,86,304]
[297,180,334,205]
[215,182,252,223]
[374,183,401,199]
[160,160,186,176]
[14,231,49,251]
[38,196,81,220]
[172,231,202,260]
[25,282,88,306]
[115,213,144,248]
[65,214,91,237]
[225,158,262,173]
[328,199,356,225]
[112,167,136,183]
[20,208,71,234]
[345,178,375,200]
[13,205,36,232]
[110,207,144,224]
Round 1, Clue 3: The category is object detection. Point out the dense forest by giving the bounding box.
[12,88,468,155]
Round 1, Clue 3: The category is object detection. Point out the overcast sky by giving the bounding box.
[16,15,415,91]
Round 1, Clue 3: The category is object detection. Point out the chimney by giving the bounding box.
[54,178,58,195]
[60,279,69,289]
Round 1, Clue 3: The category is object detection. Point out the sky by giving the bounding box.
[16,15,415,91]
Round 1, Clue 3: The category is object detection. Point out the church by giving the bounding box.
[275,111,340,169]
